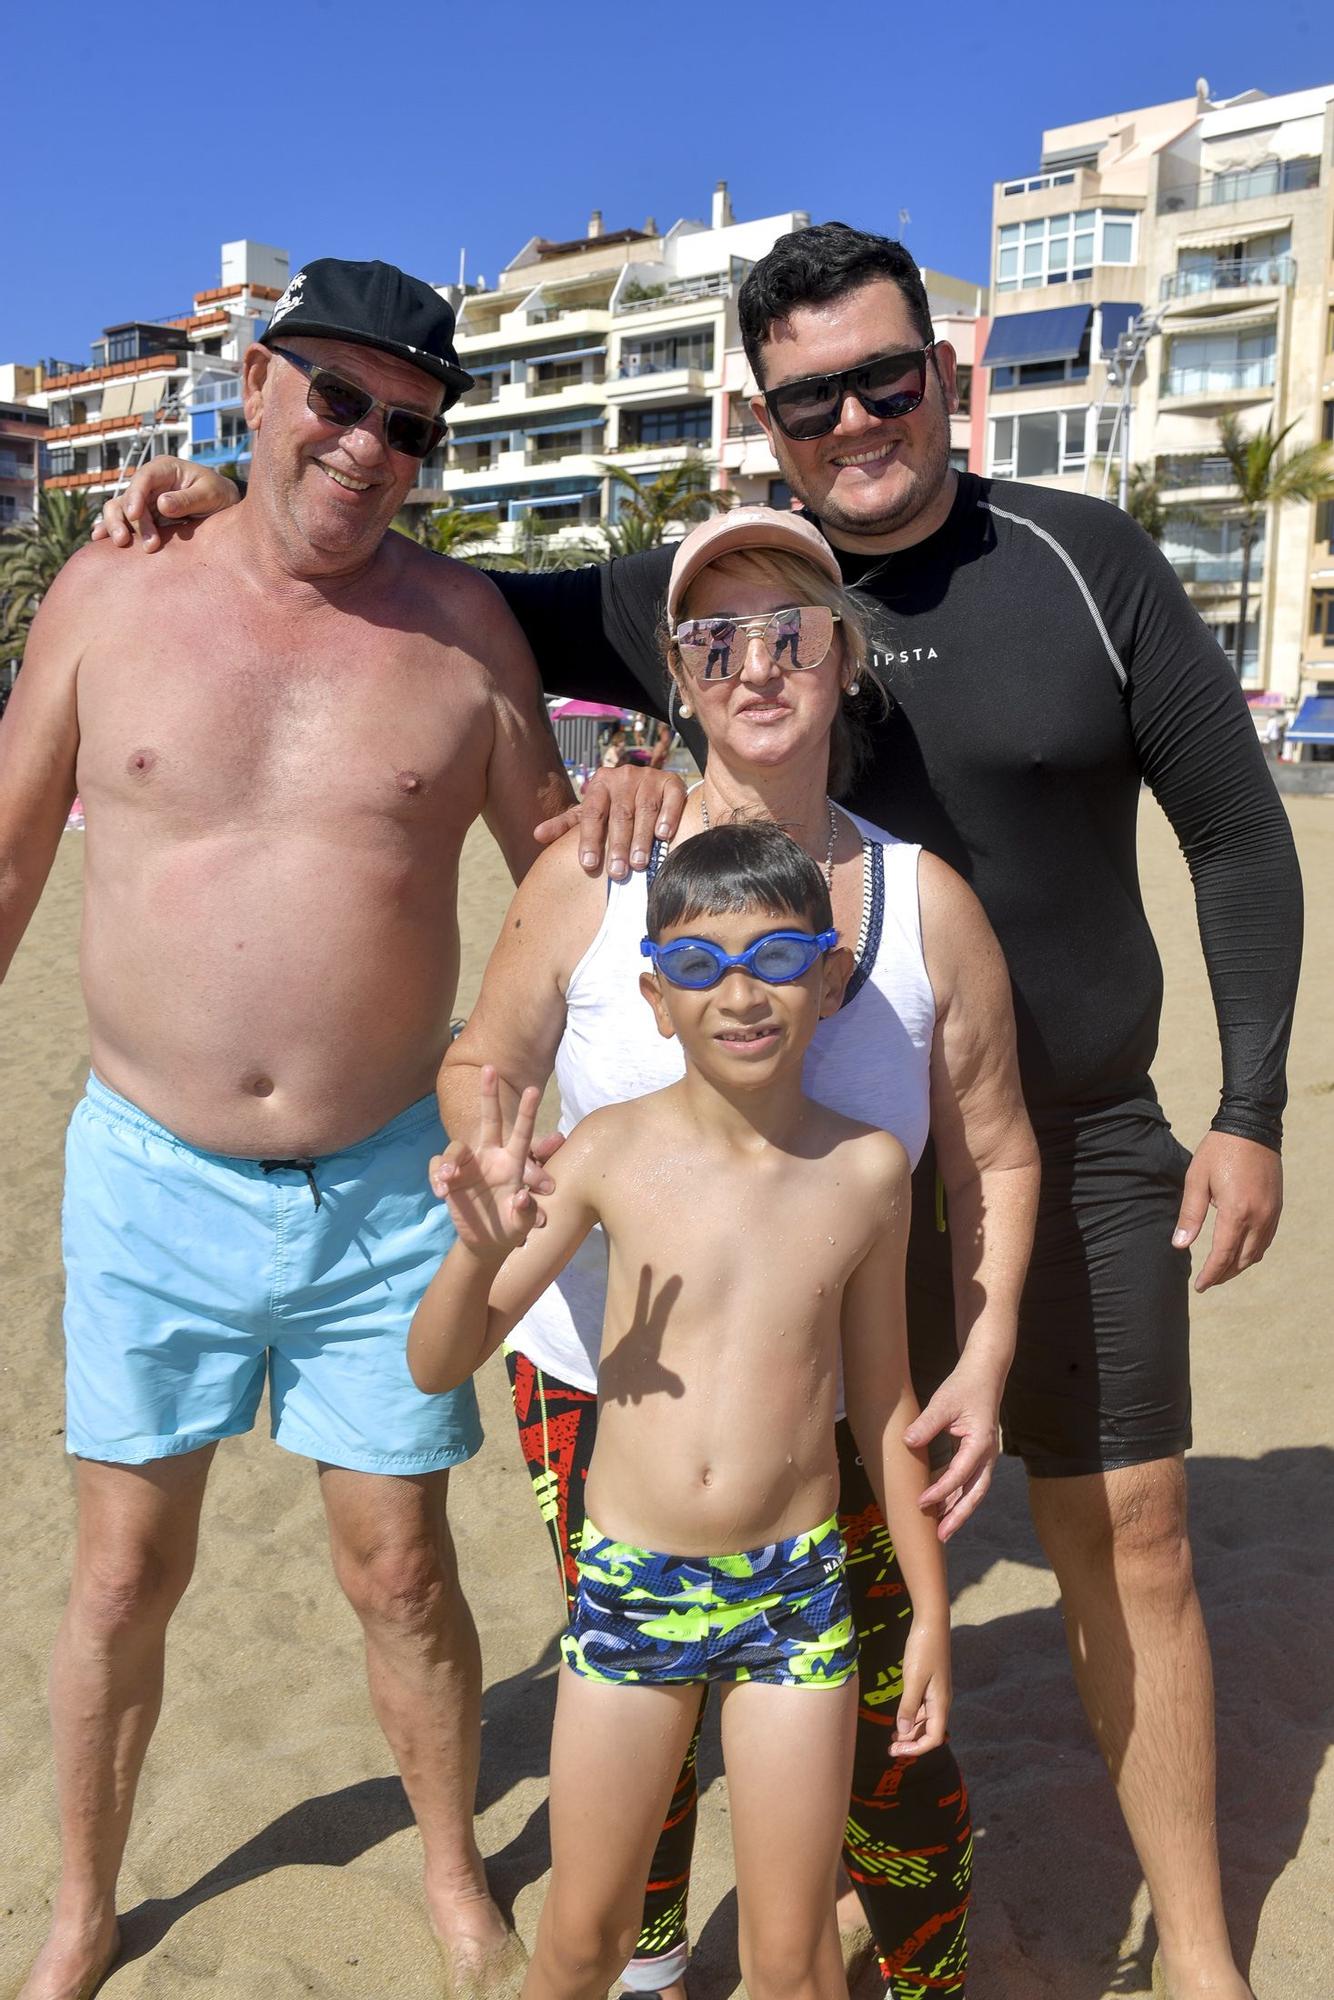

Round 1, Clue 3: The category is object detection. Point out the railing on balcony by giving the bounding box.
[1168,554,1262,585]
[1160,357,1275,398]
[190,376,244,406]
[527,443,594,465]
[1157,156,1320,214]
[615,359,705,380]
[618,273,735,313]
[1001,170,1079,197]
[529,375,597,397]
[727,409,766,438]
[1160,252,1295,301]
[1157,456,1237,489]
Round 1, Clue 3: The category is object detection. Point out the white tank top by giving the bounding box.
[511,810,936,1394]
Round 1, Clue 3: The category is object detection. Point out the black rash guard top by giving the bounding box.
[491,472,1302,1149]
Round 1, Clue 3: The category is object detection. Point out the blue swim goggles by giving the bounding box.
[640,927,838,990]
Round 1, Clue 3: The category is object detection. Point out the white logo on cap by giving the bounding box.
[267,272,307,327]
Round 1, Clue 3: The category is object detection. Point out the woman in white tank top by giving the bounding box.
[439,510,1036,1997]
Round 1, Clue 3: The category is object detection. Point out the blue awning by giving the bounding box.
[980,306,1092,368]
[527,416,604,437]
[1285,694,1334,744]
[528,345,607,366]
[1099,303,1143,355]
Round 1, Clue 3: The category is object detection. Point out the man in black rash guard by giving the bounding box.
[97,226,1298,1998]
[498,231,1300,2000]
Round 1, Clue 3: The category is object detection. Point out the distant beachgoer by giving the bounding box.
[409,824,954,2000]
[0,257,573,2000]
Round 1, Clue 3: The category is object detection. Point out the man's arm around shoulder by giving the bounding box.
[0,542,109,980]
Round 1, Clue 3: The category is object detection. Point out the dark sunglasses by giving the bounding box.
[269,345,447,460]
[763,342,936,442]
[640,927,837,990]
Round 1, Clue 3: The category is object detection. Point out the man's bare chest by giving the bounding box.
[76,620,491,831]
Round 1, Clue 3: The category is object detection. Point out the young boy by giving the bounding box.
[408,823,951,2000]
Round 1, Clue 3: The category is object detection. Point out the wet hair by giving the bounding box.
[660,544,890,798]
[739,223,934,388]
[645,822,834,943]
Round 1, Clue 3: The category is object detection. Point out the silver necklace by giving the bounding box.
[699,791,839,889]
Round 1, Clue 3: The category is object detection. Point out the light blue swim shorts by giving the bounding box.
[61,1074,481,1473]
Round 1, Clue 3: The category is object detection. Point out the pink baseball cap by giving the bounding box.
[666,506,843,620]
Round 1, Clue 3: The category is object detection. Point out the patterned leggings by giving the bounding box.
[507,1351,971,1997]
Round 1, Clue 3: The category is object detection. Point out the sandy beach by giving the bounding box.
[1,796,1329,2000]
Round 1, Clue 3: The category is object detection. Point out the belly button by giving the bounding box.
[247,1075,275,1098]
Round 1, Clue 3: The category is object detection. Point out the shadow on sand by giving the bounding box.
[117,1449,1331,1997]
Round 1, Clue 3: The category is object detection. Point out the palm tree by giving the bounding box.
[1125,464,1166,544]
[597,454,732,557]
[0,490,99,661]
[1214,412,1334,681]
[393,501,503,561]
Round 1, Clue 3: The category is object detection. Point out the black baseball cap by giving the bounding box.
[260,258,474,406]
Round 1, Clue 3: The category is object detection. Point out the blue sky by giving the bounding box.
[4,0,1328,364]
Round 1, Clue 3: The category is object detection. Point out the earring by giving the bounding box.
[678,701,692,718]
[846,680,861,697]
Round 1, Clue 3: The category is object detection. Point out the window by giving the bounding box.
[996,208,1137,292]
[768,478,794,510]
[1163,328,1275,397]
[1312,591,1334,645]
[621,403,711,447]
[954,364,972,416]
[1161,509,1263,582]
[0,494,16,522]
[1314,500,1333,556]
[619,327,714,376]
[1323,400,1333,443]
[989,407,1088,477]
[1203,618,1259,678]
[990,354,1090,392]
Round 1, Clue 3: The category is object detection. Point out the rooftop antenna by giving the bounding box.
[897,208,911,239]
[458,248,467,288]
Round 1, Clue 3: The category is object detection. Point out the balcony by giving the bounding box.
[1160,357,1275,401]
[617,273,735,315]
[1001,169,1080,197]
[1157,157,1320,214]
[1169,554,1262,587]
[1160,253,1295,303]
[1157,456,1237,490]
[191,376,245,407]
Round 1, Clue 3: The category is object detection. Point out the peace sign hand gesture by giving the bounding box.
[428,1065,545,1257]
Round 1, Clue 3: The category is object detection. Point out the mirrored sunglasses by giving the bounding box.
[764,343,935,442]
[269,344,447,460]
[672,605,840,682]
[640,927,838,990]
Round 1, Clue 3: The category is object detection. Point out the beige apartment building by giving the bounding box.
[980,81,1334,698]
[419,186,984,549]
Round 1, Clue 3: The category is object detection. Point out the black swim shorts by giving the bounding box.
[906,1097,1193,1479]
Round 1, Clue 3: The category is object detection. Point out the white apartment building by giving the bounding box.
[980,82,1334,696]
[37,241,289,506]
[420,189,985,547]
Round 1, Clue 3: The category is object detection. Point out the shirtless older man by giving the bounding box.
[0,259,573,2000]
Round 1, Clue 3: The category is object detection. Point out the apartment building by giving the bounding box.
[418,188,986,548]
[36,241,289,506]
[0,365,44,525]
[980,81,1334,696]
